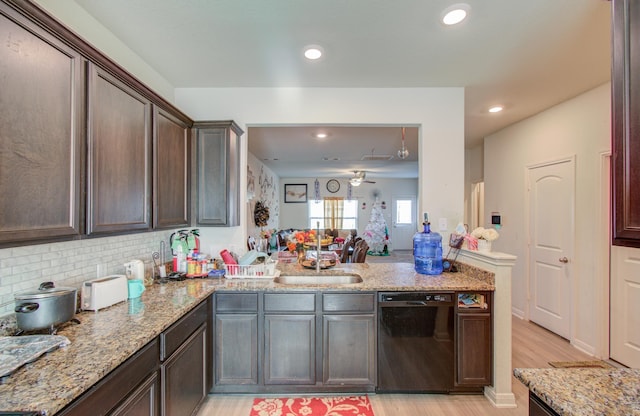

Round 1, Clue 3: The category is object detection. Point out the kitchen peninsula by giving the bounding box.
[514,367,640,416]
[0,259,510,415]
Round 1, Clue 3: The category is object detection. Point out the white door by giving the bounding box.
[391,196,416,250]
[528,158,574,339]
[611,246,640,367]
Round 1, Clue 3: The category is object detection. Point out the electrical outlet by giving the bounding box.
[438,218,448,231]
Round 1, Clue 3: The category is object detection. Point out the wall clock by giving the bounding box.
[326,179,340,193]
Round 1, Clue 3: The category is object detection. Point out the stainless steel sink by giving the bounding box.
[273,274,363,285]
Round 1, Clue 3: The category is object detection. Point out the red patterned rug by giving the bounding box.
[250,396,374,416]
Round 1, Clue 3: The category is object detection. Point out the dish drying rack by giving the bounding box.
[224,260,279,279]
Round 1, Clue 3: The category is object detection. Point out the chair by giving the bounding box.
[351,240,369,263]
[340,238,355,263]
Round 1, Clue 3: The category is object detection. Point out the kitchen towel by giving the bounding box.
[250,396,374,416]
[0,335,70,378]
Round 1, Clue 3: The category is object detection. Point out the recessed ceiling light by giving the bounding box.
[442,4,470,25]
[315,133,328,138]
[304,45,324,60]
[488,106,504,113]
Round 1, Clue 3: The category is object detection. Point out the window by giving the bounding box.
[309,199,358,229]
[395,199,413,225]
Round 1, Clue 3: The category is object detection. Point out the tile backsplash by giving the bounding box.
[0,231,174,317]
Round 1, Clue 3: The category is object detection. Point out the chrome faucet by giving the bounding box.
[316,221,321,273]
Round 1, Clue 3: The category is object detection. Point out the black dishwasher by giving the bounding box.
[377,292,455,393]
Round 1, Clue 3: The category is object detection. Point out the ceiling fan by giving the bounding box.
[349,170,376,187]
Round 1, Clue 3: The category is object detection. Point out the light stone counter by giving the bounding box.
[216,261,494,292]
[514,367,640,415]
[0,279,218,415]
[0,262,493,414]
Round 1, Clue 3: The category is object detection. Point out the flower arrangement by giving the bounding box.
[467,226,499,252]
[470,227,499,241]
[286,230,317,252]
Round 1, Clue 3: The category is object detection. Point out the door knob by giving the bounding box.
[559,257,569,263]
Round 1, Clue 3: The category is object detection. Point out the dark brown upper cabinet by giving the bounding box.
[194,121,243,227]
[153,106,191,229]
[87,63,152,235]
[0,3,84,245]
[612,0,640,247]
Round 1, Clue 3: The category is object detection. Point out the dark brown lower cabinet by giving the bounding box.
[57,298,210,416]
[111,372,160,416]
[323,314,375,386]
[529,392,559,416]
[322,293,376,388]
[212,291,376,393]
[215,314,259,386]
[214,293,260,389]
[264,314,316,385]
[455,292,492,390]
[162,324,207,416]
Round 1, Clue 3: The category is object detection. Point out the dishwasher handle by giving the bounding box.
[406,301,428,306]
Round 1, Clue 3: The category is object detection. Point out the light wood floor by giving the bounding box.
[197,316,595,415]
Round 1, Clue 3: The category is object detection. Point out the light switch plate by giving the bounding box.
[438,218,448,231]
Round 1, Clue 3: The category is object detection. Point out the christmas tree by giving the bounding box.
[362,199,391,255]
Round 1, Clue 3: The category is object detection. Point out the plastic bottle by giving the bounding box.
[413,222,443,275]
[176,245,187,273]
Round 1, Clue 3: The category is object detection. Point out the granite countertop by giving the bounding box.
[0,279,218,415]
[514,367,640,415]
[0,262,493,414]
[217,261,495,292]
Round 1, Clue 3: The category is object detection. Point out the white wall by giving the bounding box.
[175,88,465,257]
[246,153,280,240]
[464,144,484,226]
[483,83,611,356]
[278,177,418,237]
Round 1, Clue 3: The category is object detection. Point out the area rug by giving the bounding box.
[250,396,374,416]
[549,360,613,368]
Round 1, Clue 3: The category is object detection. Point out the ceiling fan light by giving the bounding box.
[398,148,409,159]
[349,178,362,186]
[397,127,409,159]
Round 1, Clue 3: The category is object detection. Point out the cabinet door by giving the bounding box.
[215,314,258,385]
[0,5,83,244]
[529,392,559,416]
[323,315,375,386]
[194,121,243,226]
[264,314,316,385]
[87,64,151,234]
[110,372,159,416]
[162,324,206,416]
[456,313,492,386]
[612,0,640,247]
[153,106,190,229]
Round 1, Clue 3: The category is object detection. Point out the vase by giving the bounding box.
[478,239,492,252]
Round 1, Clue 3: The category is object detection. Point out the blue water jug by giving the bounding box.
[413,222,443,275]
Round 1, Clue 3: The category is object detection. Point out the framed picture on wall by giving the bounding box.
[284,184,307,203]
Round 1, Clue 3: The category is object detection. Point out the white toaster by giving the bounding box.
[81,275,128,311]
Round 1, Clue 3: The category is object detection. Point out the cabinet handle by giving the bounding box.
[559,257,569,263]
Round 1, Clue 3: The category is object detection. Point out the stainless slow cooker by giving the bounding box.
[14,282,78,332]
